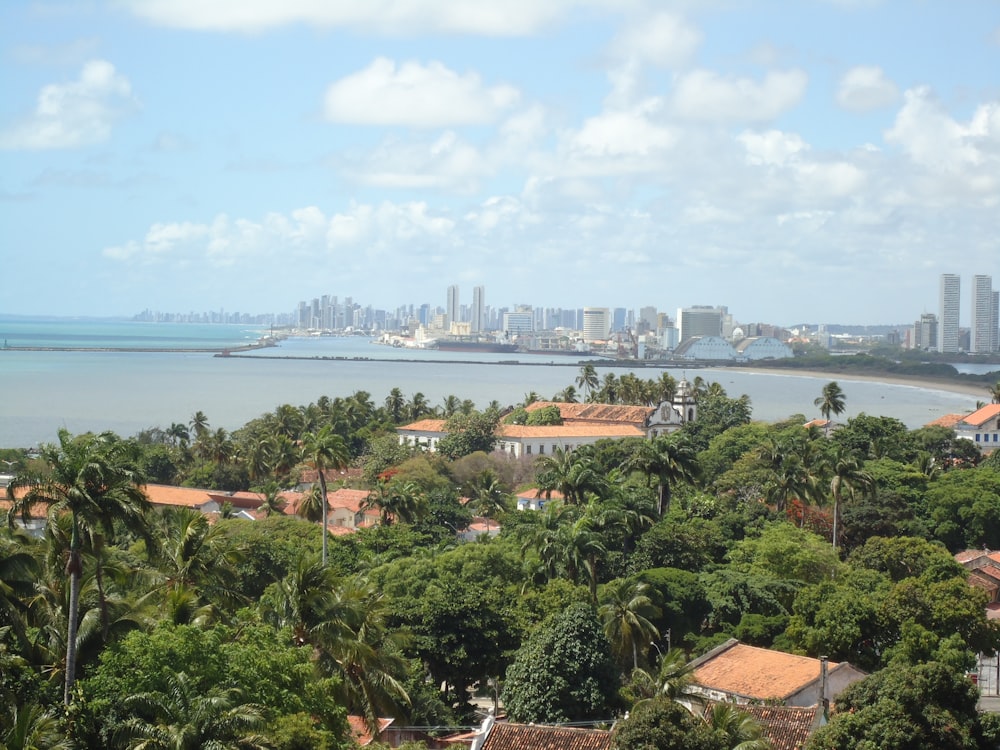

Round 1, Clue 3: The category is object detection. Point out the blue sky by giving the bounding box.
[1,0,999,325]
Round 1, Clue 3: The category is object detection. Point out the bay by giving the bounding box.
[0,319,983,449]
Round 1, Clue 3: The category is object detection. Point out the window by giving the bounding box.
[526,445,532,455]
[552,445,558,454]
[539,445,545,454]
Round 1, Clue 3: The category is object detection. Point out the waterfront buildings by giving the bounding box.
[939,273,961,354]
[678,305,725,343]
[971,274,999,354]
[446,285,459,331]
[582,307,611,343]
[912,312,938,351]
[470,285,484,334]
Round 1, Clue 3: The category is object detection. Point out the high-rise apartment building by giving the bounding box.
[913,313,938,351]
[446,285,459,330]
[939,274,960,354]
[471,286,484,333]
[678,305,724,343]
[582,307,611,343]
[502,307,534,335]
[971,274,995,353]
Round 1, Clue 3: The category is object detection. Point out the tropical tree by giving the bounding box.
[6,429,149,705]
[575,365,599,402]
[828,449,874,550]
[300,426,350,567]
[534,447,606,505]
[990,380,1000,405]
[626,434,699,517]
[463,470,511,535]
[599,578,660,671]
[364,480,427,526]
[705,703,770,750]
[384,388,406,423]
[814,382,846,432]
[0,701,71,750]
[117,671,269,750]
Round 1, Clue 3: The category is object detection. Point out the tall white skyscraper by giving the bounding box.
[471,285,484,333]
[446,285,459,329]
[582,307,611,343]
[939,273,960,354]
[971,274,994,353]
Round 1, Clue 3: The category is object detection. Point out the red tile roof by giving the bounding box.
[703,702,819,750]
[347,716,393,746]
[499,423,644,439]
[960,403,1000,428]
[525,401,654,426]
[398,419,449,432]
[481,722,613,750]
[691,641,847,702]
[926,413,967,428]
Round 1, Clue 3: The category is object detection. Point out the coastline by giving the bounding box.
[734,367,990,401]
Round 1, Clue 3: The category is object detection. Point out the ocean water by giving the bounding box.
[0,318,983,449]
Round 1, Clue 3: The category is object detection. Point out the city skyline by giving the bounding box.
[2,2,999,322]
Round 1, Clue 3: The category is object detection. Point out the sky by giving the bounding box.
[1,1,999,326]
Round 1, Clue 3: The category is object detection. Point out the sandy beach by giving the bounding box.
[736,367,994,400]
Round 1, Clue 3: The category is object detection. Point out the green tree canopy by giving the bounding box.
[502,603,618,723]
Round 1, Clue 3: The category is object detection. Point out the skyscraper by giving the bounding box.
[939,274,960,354]
[446,285,459,330]
[582,307,611,342]
[971,274,994,353]
[471,285,484,334]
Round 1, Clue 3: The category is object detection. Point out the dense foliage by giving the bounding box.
[2,371,1000,747]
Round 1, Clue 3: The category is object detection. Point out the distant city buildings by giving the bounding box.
[971,274,999,354]
[939,273,961,354]
[581,307,611,343]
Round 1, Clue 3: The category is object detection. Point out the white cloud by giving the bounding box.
[672,69,808,121]
[102,203,457,268]
[610,11,701,68]
[324,58,519,127]
[337,131,490,190]
[885,87,1000,173]
[570,105,677,158]
[738,129,808,166]
[117,0,626,35]
[836,65,898,112]
[0,60,136,150]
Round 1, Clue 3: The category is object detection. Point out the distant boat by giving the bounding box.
[432,337,519,354]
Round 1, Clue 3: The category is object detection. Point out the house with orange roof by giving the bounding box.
[686,639,865,709]
[347,716,394,746]
[701,702,822,750]
[468,715,612,750]
[954,403,1000,452]
[514,488,563,511]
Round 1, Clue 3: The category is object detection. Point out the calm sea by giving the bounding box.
[0,317,984,449]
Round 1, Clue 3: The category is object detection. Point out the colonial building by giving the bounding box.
[397,380,699,458]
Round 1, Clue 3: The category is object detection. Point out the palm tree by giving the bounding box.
[0,529,37,656]
[257,482,288,517]
[575,364,599,402]
[705,703,771,750]
[990,380,1000,405]
[828,448,874,550]
[188,411,209,441]
[534,447,605,505]
[599,579,660,671]
[406,392,431,421]
[554,385,579,403]
[384,387,406,423]
[626,434,699,517]
[6,429,149,705]
[301,426,350,567]
[364,480,426,526]
[464,469,511,535]
[0,701,71,750]
[118,671,269,750]
[441,394,461,417]
[814,381,846,433]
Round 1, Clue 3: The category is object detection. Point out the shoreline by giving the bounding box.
[734,367,990,400]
